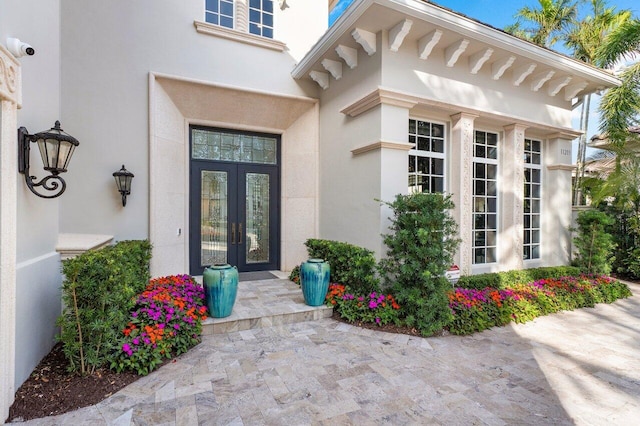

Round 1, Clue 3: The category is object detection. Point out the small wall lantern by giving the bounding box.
[18,120,79,199]
[113,165,134,207]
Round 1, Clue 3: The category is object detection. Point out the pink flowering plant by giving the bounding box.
[325,283,402,326]
[448,275,631,335]
[110,274,207,375]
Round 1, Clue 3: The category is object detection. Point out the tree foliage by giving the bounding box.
[378,193,460,336]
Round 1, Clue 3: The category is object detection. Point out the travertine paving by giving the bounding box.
[11,280,640,425]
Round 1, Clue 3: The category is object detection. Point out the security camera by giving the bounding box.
[7,38,35,58]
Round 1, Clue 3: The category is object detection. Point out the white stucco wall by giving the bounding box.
[1,0,63,399]
[59,0,325,246]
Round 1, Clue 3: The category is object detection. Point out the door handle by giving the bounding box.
[231,223,236,245]
[239,223,243,245]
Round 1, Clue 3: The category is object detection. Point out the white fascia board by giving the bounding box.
[293,0,620,89]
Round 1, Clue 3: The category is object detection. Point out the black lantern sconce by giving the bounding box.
[18,121,80,199]
[113,165,134,207]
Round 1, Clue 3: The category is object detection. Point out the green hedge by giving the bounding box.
[57,240,152,374]
[456,266,582,289]
[303,238,380,294]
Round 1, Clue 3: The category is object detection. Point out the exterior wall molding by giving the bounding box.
[55,233,114,260]
[194,21,287,52]
[351,140,414,156]
[340,87,582,137]
[0,45,22,106]
[547,164,576,171]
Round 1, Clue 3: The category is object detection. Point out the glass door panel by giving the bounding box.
[245,173,270,264]
[200,171,228,266]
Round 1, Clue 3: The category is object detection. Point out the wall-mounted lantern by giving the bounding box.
[113,165,134,207]
[18,120,79,199]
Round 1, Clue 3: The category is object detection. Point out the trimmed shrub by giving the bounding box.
[304,238,380,294]
[379,192,460,336]
[573,210,616,275]
[57,240,152,374]
[457,266,582,290]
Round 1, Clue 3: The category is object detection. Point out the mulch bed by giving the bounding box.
[6,343,139,423]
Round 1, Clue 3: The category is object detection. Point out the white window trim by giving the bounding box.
[194,20,286,51]
[471,129,500,268]
[524,137,543,264]
[408,117,448,194]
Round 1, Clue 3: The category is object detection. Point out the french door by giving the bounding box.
[189,127,280,275]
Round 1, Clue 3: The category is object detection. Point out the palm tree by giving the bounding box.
[512,0,578,48]
[564,0,631,204]
[596,19,640,145]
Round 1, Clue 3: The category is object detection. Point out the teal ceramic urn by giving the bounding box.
[300,259,330,306]
[203,264,238,318]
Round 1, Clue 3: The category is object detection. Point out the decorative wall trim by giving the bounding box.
[56,233,114,260]
[351,140,414,156]
[0,45,22,106]
[547,164,576,171]
[341,87,582,138]
[194,21,286,52]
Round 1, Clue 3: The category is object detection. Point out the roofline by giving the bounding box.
[293,0,621,89]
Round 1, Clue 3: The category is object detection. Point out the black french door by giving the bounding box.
[189,127,280,275]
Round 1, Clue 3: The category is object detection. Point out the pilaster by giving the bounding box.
[500,124,527,271]
[0,44,21,423]
[450,112,477,275]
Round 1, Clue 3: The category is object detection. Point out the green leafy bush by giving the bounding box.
[110,275,207,375]
[573,210,616,275]
[448,275,631,335]
[379,192,460,336]
[304,239,380,294]
[57,240,152,374]
[456,266,582,290]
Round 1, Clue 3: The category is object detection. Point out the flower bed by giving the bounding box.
[110,274,207,375]
[326,283,401,326]
[447,275,632,335]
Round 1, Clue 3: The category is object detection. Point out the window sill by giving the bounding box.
[194,21,286,52]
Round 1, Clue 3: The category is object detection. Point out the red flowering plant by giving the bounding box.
[325,283,402,326]
[447,275,631,335]
[110,274,207,375]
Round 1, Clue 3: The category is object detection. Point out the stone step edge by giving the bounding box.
[201,305,333,335]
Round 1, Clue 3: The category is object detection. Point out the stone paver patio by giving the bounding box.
[9,280,640,425]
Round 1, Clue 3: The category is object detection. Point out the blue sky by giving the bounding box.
[330,0,640,30]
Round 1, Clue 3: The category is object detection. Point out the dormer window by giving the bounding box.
[205,0,234,29]
[249,0,274,38]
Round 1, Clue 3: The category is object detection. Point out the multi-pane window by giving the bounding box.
[249,0,274,38]
[205,0,234,28]
[524,139,542,260]
[408,119,446,193]
[473,131,498,264]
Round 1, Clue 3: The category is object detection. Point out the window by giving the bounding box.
[249,0,274,38]
[473,131,498,264]
[524,139,542,260]
[205,0,234,29]
[408,119,446,193]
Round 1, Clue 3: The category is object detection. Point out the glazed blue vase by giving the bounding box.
[300,259,330,306]
[203,264,238,318]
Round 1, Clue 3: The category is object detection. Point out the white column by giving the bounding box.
[0,46,21,422]
[235,0,248,33]
[500,124,527,271]
[450,113,477,275]
[545,133,575,266]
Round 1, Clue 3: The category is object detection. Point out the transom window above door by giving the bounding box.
[192,128,278,165]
